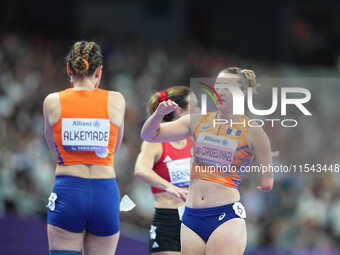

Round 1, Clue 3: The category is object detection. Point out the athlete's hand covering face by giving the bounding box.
[155,100,178,117]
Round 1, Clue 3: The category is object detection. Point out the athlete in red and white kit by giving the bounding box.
[135,86,198,255]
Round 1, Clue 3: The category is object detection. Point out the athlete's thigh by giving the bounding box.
[205,218,246,255]
[48,224,84,251]
[83,231,120,255]
[180,223,205,255]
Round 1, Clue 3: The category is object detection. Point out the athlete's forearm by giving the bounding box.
[140,112,163,142]
[135,167,172,191]
[44,136,58,162]
[114,123,124,153]
[257,161,274,191]
[44,123,57,157]
[45,138,55,154]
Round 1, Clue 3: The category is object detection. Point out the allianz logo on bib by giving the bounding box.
[73,120,92,127]
[197,133,238,150]
[72,120,101,128]
[203,135,221,144]
[203,135,231,147]
[93,120,101,128]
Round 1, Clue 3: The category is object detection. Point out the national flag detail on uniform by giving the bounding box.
[238,157,252,164]
[231,179,241,186]
[226,128,242,137]
[245,150,253,156]
[163,155,172,163]
[237,145,249,151]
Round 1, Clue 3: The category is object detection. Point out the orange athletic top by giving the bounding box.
[52,88,119,165]
[191,112,254,189]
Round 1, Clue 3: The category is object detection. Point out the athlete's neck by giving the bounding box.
[216,111,241,122]
[72,79,97,90]
[216,110,232,120]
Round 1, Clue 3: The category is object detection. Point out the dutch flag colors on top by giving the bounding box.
[226,128,242,137]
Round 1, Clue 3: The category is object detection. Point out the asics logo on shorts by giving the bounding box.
[218,212,226,221]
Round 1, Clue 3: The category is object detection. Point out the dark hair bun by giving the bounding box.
[73,57,88,75]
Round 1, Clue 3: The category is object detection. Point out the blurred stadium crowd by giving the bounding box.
[0,33,340,254]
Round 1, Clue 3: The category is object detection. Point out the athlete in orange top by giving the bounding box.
[43,41,125,255]
[141,67,274,255]
[191,113,254,189]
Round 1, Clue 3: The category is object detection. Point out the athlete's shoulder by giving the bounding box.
[44,91,59,100]
[43,92,61,125]
[43,92,59,111]
[140,141,163,156]
[108,91,125,105]
[141,140,162,149]
[188,112,205,131]
[246,115,264,133]
[108,90,124,97]
[246,124,270,148]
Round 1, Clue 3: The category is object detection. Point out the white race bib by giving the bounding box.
[167,157,191,187]
[195,132,238,167]
[62,118,110,152]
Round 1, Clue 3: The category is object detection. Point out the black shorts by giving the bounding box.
[149,208,181,253]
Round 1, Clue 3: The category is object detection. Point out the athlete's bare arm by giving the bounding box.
[134,141,187,201]
[141,100,191,142]
[108,91,125,153]
[43,93,60,156]
[247,126,274,192]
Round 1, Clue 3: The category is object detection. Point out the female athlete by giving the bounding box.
[43,41,125,255]
[140,67,274,255]
[135,86,197,255]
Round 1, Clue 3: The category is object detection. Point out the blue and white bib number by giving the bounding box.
[195,132,238,167]
[167,158,191,187]
[62,118,110,153]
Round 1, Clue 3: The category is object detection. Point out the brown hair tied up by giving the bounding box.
[66,41,103,76]
[220,67,258,93]
[148,86,190,122]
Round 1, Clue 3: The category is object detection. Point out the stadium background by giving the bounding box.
[1,0,340,254]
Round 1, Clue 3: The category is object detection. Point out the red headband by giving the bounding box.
[159,90,167,103]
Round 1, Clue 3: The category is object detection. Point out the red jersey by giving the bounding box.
[151,138,191,194]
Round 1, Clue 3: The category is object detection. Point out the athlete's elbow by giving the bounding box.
[140,129,149,141]
[134,168,141,177]
[134,169,148,184]
[140,132,157,143]
[141,125,161,142]
[141,135,152,142]
[134,166,144,178]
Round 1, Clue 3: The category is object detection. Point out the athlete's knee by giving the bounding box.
[49,250,81,255]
